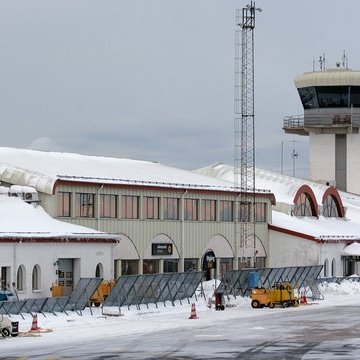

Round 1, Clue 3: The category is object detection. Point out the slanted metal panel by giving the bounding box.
[42,297,69,313]
[65,277,103,311]
[105,275,138,307]
[216,266,324,296]
[0,300,26,315]
[22,298,48,314]
[154,273,173,303]
[104,271,204,308]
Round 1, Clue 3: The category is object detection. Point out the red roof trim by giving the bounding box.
[269,224,319,242]
[269,224,359,244]
[0,237,117,244]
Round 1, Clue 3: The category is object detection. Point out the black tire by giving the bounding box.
[268,302,275,309]
[282,301,289,308]
[1,328,10,337]
[251,300,260,308]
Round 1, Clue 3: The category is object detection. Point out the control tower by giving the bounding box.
[283,64,360,194]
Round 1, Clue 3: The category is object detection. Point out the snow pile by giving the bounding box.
[319,278,360,295]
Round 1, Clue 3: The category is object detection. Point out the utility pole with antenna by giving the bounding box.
[234,1,261,269]
[291,140,299,178]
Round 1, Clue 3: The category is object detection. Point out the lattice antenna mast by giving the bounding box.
[234,2,261,268]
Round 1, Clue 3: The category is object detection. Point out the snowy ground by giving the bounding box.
[1,279,360,358]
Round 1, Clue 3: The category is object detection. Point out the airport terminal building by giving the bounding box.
[0,147,275,290]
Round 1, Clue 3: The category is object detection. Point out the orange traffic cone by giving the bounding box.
[189,303,198,319]
[30,313,39,332]
[300,293,307,304]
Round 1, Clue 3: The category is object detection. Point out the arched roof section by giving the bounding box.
[205,235,234,258]
[114,234,139,260]
[293,185,318,217]
[322,187,345,218]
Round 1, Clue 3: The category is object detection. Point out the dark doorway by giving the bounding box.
[202,250,216,281]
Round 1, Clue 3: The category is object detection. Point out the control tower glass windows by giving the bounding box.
[298,86,360,109]
[298,87,318,109]
[317,86,349,108]
[351,86,360,107]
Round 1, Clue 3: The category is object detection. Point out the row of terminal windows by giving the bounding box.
[57,192,268,223]
[298,85,360,109]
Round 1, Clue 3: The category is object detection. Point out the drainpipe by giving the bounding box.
[97,184,104,230]
[13,243,16,289]
[180,190,188,272]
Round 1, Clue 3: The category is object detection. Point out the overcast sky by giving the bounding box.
[0,0,358,179]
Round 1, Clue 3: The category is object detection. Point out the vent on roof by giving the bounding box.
[9,186,39,203]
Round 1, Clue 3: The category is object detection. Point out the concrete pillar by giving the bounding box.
[138,259,143,275]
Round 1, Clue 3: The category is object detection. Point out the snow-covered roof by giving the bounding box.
[0,195,116,240]
[195,163,327,204]
[342,242,360,256]
[0,147,249,195]
[195,163,360,242]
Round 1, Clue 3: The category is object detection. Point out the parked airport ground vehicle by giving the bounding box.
[0,290,16,302]
[0,314,18,337]
[250,282,299,309]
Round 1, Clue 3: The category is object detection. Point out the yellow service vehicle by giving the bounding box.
[90,279,116,307]
[251,282,299,309]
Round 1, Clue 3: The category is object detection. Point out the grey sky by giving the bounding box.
[0,0,357,179]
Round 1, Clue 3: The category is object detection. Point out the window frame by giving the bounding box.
[163,197,179,220]
[122,195,140,219]
[32,264,41,291]
[237,202,251,222]
[17,265,26,291]
[201,199,216,221]
[57,191,72,217]
[144,196,160,220]
[184,199,198,221]
[100,194,118,218]
[255,202,267,223]
[75,193,95,218]
[219,200,233,222]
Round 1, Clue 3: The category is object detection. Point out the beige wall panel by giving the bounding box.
[45,186,272,268]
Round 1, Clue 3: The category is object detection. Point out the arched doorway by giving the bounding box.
[202,249,216,281]
[95,263,103,278]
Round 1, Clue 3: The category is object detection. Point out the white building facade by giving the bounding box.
[197,163,360,277]
[0,194,117,299]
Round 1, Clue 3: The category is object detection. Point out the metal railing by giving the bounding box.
[283,115,304,129]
